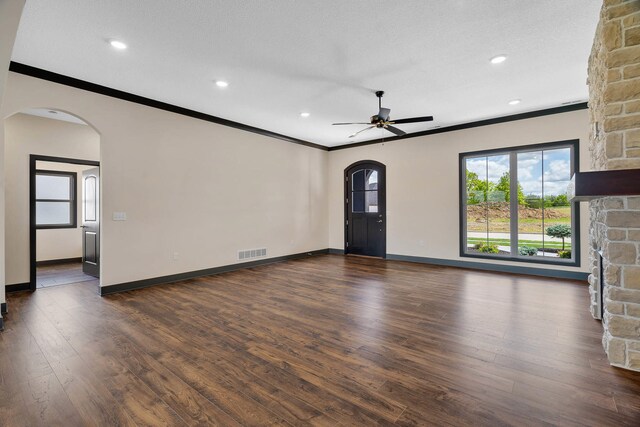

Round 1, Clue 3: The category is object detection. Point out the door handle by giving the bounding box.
[80,226,88,228]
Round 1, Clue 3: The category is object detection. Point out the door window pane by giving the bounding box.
[352,169,379,213]
[352,191,365,212]
[352,170,365,191]
[352,169,378,191]
[36,201,71,225]
[84,176,97,221]
[365,191,378,212]
[352,190,378,213]
[365,170,378,190]
[36,175,71,200]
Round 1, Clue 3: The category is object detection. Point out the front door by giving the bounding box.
[345,161,386,257]
[82,168,99,277]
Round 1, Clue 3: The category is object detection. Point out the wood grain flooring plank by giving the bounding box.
[77,338,187,426]
[20,305,78,364]
[17,372,85,427]
[94,335,244,427]
[2,323,53,383]
[49,354,138,426]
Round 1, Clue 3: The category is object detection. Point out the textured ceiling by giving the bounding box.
[12,0,601,147]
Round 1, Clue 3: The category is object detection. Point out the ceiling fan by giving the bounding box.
[332,91,433,138]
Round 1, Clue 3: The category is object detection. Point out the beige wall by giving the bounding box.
[4,114,99,284]
[1,73,329,289]
[0,1,24,103]
[36,161,96,263]
[0,0,26,307]
[328,109,591,274]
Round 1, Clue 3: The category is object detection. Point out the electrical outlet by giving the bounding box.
[173,251,179,260]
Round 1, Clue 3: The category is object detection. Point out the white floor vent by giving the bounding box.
[238,248,267,261]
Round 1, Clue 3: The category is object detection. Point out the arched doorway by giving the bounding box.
[3,108,101,291]
[344,160,386,258]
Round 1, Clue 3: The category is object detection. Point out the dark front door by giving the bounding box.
[82,167,100,277]
[345,161,386,257]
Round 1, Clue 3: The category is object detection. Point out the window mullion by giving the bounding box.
[509,152,518,257]
[541,150,546,256]
[485,157,489,247]
[461,156,468,255]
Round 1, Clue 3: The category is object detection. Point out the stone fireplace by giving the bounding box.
[588,0,640,371]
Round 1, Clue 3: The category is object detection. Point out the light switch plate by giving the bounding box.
[113,212,127,221]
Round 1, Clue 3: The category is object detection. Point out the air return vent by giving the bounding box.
[238,248,267,261]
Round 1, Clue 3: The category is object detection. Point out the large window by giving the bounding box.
[35,170,77,229]
[460,140,579,265]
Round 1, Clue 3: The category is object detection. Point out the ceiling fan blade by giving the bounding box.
[385,125,406,137]
[378,107,391,121]
[332,122,371,125]
[391,116,434,124]
[349,126,375,138]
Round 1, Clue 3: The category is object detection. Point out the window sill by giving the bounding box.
[460,251,580,267]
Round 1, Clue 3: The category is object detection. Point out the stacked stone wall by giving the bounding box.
[588,0,640,370]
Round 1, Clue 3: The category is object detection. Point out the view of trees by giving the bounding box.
[466,170,570,208]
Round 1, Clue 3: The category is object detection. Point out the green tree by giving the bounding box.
[552,194,569,207]
[466,170,480,204]
[466,170,492,204]
[546,224,571,250]
[495,172,525,205]
[525,194,543,209]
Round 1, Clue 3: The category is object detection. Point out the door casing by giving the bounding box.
[29,155,100,291]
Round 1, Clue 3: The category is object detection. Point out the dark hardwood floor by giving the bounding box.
[2,254,640,426]
[36,262,96,288]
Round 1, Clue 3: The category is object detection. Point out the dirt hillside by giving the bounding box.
[467,202,566,220]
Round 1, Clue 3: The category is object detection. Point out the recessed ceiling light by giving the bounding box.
[215,80,229,88]
[508,99,521,105]
[490,55,507,64]
[300,112,310,118]
[109,40,127,50]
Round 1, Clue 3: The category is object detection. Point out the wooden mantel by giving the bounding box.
[569,169,640,201]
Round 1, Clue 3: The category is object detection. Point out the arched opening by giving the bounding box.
[4,108,101,292]
[344,160,386,258]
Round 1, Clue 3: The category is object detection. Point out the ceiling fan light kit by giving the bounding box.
[332,90,433,139]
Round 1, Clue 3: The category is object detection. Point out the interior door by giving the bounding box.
[345,161,386,257]
[82,168,100,277]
